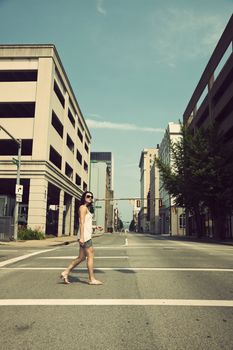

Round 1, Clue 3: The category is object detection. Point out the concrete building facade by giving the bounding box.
[0,45,91,236]
[149,147,160,234]
[90,152,114,232]
[90,161,113,232]
[183,15,233,238]
[138,148,157,232]
[90,152,114,191]
[159,123,185,236]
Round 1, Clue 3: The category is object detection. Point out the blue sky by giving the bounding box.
[0,0,232,222]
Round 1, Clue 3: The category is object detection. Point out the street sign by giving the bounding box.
[95,205,102,209]
[15,184,23,195]
[16,194,22,202]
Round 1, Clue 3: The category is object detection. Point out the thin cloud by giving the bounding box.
[96,0,107,15]
[87,113,104,119]
[150,8,229,66]
[86,119,164,133]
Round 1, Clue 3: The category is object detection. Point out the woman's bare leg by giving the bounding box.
[85,246,103,285]
[61,246,86,283]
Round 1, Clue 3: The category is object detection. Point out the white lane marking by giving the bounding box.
[0,250,19,252]
[38,256,129,259]
[1,267,233,272]
[0,248,58,267]
[0,299,232,307]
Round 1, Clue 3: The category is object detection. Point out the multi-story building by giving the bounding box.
[90,152,114,191]
[183,15,233,238]
[90,155,114,232]
[159,122,185,235]
[138,148,157,232]
[132,200,140,232]
[149,146,160,234]
[0,44,91,236]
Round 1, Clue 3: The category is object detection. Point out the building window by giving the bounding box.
[84,142,89,153]
[85,134,90,145]
[51,111,63,138]
[75,174,81,186]
[0,102,35,118]
[78,117,84,131]
[179,213,186,229]
[68,108,75,128]
[49,146,62,170]
[65,162,73,179]
[83,181,87,191]
[0,139,33,155]
[55,67,66,92]
[76,149,82,165]
[54,80,65,108]
[69,97,76,113]
[0,70,37,82]
[84,161,88,173]
[66,134,74,153]
[77,128,83,143]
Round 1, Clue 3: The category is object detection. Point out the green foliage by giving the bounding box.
[156,122,233,238]
[18,227,45,240]
[129,219,135,232]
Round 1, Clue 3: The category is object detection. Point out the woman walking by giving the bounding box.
[60,191,103,285]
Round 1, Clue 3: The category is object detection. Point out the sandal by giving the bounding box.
[60,271,70,284]
[88,279,103,285]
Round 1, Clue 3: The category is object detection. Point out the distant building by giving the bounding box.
[132,200,140,232]
[183,15,233,238]
[138,148,157,232]
[159,123,185,236]
[0,44,91,237]
[149,146,160,234]
[91,152,114,191]
[90,152,114,232]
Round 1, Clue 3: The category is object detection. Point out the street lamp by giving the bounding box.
[0,125,22,240]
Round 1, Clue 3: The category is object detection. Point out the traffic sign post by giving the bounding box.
[0,125,21,241]
[16,194,22,202]
[15,184,23,195]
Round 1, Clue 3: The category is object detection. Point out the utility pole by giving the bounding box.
[0,125,22,240]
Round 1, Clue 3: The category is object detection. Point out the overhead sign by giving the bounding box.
[15,185,23,195]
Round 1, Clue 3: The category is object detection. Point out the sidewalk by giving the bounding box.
[0,233,104,248]
[158,234,233,246]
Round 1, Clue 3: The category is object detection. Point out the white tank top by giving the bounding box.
[77,210,93,242]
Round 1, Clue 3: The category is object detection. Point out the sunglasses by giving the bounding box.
[86,194,93,199]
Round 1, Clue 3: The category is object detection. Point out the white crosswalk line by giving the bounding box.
[0,248,58,267]
[1,267,233,271]
[38,256,129,259]
[0,299,233,307]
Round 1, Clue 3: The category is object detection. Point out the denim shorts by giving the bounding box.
[78,239,93,248]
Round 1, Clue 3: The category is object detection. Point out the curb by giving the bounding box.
[0,234,104,248]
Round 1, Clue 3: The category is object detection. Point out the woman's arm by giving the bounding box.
[79,205,87,244]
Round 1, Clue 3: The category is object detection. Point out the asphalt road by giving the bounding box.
[0,233,232,350]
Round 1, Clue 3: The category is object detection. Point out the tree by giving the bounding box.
[129,219,135,232]
[156,122,233,239]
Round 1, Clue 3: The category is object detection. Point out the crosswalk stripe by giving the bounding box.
[1,267,233,271]
[38,256,129,259]
[0,299,232,307]
[0,248,58,267]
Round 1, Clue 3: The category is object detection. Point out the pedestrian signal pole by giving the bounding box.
[0,125,22,240]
